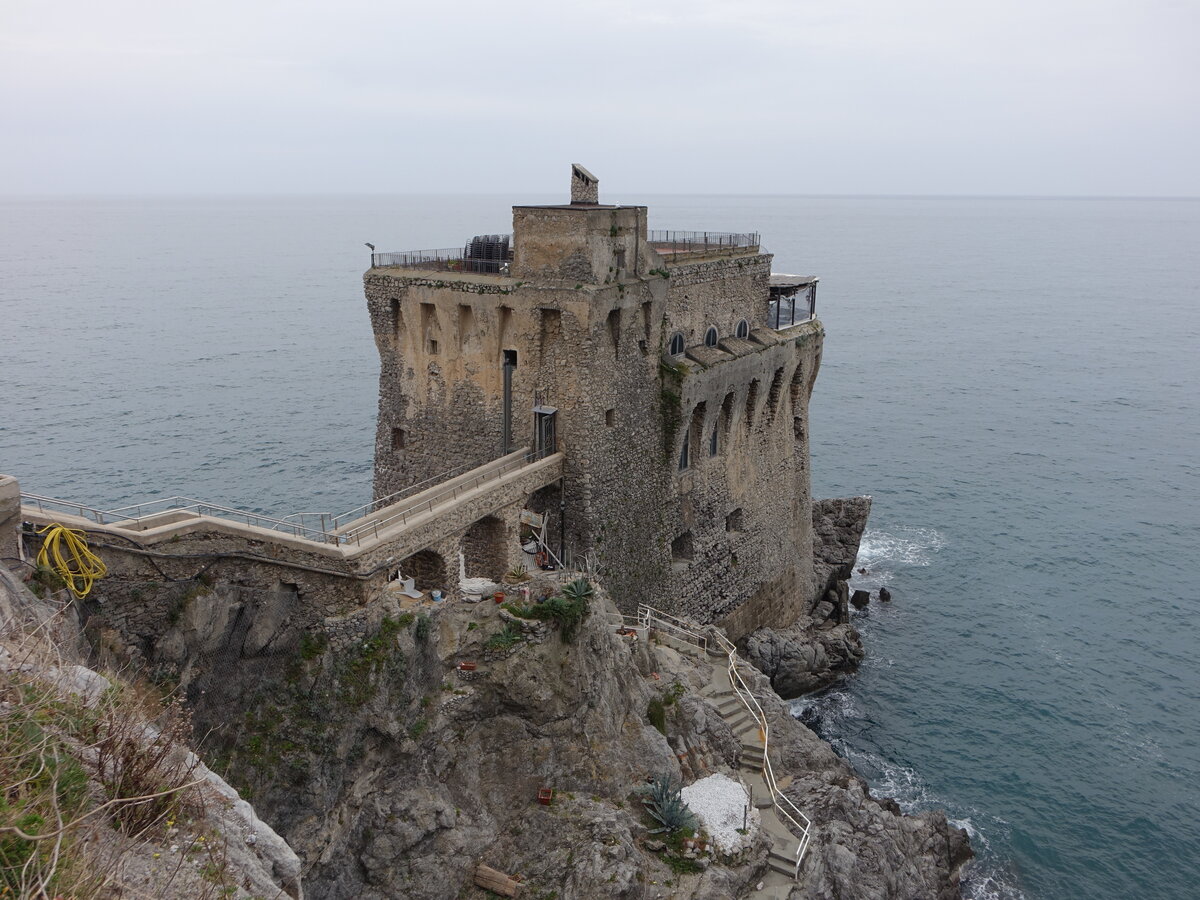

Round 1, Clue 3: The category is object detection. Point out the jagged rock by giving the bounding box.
[727,664,973,900]
[811,497,872,607]
[879,587,892,602]
[850,590,871,610]
[740,619,865,699]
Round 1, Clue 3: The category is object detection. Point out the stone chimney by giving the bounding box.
[570,164,599,205]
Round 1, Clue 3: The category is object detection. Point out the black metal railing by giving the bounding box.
[647,230,760,256]
[373,234,513,274]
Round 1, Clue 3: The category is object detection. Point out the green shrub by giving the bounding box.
[299,631,328,661]
[527,581,591,643]
[485,623,523,652]
[561,578,594,604]
[414,614,431,642]
[647,699,667,735]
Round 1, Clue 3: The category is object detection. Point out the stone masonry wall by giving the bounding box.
[366,199,823,633]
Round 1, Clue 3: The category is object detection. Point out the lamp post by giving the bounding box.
[365,242,375,267]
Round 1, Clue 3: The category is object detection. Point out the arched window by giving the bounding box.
[735,319,749,339]
[704,327,718,347]
[668,332,685,356]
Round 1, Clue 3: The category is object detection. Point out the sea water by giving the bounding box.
[2,194,1198,899]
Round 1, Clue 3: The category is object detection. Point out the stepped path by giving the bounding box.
[700,663,802,899]
[648,619,807,899]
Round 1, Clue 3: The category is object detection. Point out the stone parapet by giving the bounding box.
[0,475,21,568]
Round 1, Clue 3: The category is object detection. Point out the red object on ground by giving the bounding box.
[458,661,477,671]
[494,591,505,604]
[537,788,553,805]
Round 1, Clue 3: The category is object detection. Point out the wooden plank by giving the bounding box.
[474,863,523,897]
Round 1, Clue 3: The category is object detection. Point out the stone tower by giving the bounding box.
[364,168,823,635]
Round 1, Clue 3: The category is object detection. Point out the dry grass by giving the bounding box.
[0,607,244,899]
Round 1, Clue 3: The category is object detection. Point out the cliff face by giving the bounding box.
[0,565,302,900]
[129,567,969,900]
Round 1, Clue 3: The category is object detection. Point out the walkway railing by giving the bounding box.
[335,449,556,545]
[19,448,559,549]
[19,493,338,544]
[636,603,813,880]
[329,458,487,529]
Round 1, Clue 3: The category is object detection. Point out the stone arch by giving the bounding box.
[400,549,447,592]
[745,379,761,431]
[766,367,786,423]
[461,515,507,581]
[720,391,736,440]
[790,365,807,441]
[789,363,805,410]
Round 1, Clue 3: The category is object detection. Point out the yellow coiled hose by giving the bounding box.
[35,524,107,599]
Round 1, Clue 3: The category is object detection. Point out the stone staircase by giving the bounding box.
[701,668,804,896]
[650,620,804,898]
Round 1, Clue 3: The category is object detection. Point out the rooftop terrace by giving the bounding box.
[370,229,761,273]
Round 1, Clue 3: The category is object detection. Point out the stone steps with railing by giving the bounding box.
[636,604,813,883]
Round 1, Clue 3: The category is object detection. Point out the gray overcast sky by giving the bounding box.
[2,0,1197,196]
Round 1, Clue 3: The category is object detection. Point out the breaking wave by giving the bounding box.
[791,523,1024,900]
[855,525,947,571]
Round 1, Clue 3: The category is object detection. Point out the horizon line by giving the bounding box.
[2,191,1198,202]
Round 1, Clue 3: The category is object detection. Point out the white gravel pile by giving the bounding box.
[680,774,757,853]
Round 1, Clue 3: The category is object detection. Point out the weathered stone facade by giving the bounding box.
[368,170,824,636]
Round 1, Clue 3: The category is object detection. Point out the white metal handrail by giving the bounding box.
[637,604,813,879]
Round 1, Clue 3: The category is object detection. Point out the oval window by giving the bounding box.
[704,327,718,348]
[735,319,749,339]
[668,332,685,356]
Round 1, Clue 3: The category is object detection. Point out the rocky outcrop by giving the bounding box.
[0,565,304,899]
[811,496,872,607]
[739,495,872,699]
[741,617,865,699]
[48,539,967,899]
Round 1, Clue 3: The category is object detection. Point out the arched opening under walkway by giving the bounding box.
[400,549,448,592]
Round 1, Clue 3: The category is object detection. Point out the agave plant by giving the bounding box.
[638,773,699,835]
[561,577,594,604]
